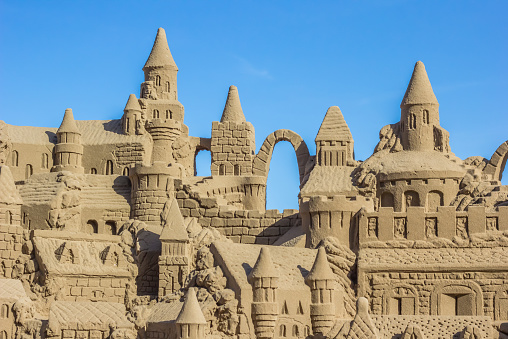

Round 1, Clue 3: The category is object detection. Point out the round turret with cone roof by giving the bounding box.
[51,108,84,174]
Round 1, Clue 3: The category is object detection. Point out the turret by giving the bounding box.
[158,197,190,297]
[248,247,278,339]
[305,247,336,336]
[315,106,353,166]
[122,94,142,135]
[52,108,83,173]
[211,86,255,176]
[176,288,208,339]
[400,61,444,152]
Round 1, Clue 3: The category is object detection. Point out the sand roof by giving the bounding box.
[212,241,317,291]
[48,301,131,329]
[147,300,184,324]
[143,28,178,70]
[0,166,23,204]
[0,279,27,302]
[315,106,352,142]
[300,165,357,196]
[401,61,438,107]
[220,86,246,123]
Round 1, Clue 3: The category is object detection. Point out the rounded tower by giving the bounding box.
[400,61,440,152]
[176,288,208,339]
[51,108,83,173]
[122,94,142,135]
[248,247,279,339]
[305,247,336,336]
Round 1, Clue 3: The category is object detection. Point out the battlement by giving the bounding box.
[359,205,508,243]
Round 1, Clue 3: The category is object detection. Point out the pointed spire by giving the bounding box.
[176,288,207,325]
[160,197,189,242]
[400,61,438,107]
[305,247,335,282]
[315,106,352,142]
[143,28,178,70]
[57,108,80,134]
[124,94,142,112]
[220,86,246,123]
[248,247,278,280]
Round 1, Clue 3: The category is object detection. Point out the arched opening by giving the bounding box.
[234,164,240,176]
[423,109,429,124]
[0,304,8,318]
[495,285,508,321]
[194,149,211,177]
[6,210,12,224]
[11,150,18,167]
[165,81,170,92]
[266,142,300,210]
[404,190,420,211]
[25,164,33,179]
[279,324,286,337]
[426,190,443,212]
[123,167,129,176]
[384,284,418,315]
[0,330,6,339]
[153,109,159,119]
[381,192,394,208]
[431,281,483,316]
[218,164,225,176]
[155,75,161,86]
[90,168,97,174]
[42,153,49,169]
[165,110,173,119]
[105,160,114,175]
[292,325,299,336]
[105,221,117,235]
[85,220,98,234]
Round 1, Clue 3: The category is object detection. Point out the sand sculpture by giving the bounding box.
[0,27,507,339]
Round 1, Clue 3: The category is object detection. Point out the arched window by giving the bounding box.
[384,284,418,315]
[195,150,211,176]
[25,164,33,179]
[85,220,98,234]
[431,282,483,316]
[123,167,129,176]
[423,109,430,124]
[165,81,170,92]
[153,109,159,119]
[219,164,225,176]
[105,221,117,235]
[234,164,240,176]
[90,168,97,174]
[0,304,8,318]
[12,150,18,167]
[409,113,417,130]
[42,153,49,169]
[292,325,299,336]
[105,160,113,175]
[279,325,286,337]
[404,190,420,210]
[155,75,161,86]
[0,330,7,339]
[6,210,12,225]
[165,110,173,119]
[281,301,289,314]
[426,190,443,212]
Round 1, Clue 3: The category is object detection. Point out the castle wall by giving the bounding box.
[0,224,24,278]
[57,276,129,303]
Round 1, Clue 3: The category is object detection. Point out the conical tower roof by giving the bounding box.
[400,61,438,107]
[124,94,142,112]
[176,288,207,325]
[315,106,352,142]
[143,28,178,70]
[248,247,278,280]
[160,197,189,242]
[305,247,335,282]
[220,86,246,123]
[0,166,23,204]
[57,108,80,134]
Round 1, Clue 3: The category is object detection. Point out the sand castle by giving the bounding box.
[0,27,507,339]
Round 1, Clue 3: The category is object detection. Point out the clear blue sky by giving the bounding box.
[1,1,507,211]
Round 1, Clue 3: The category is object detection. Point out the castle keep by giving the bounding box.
[0,28,507,339]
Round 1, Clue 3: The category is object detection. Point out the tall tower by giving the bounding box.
[176,288,208,339]
[211,86,255,176]
[315,106,353,166]
[248,247,278,339]
[52,108,83,173]
[400,61,445,152]
[141,27,185,164]
[305,247,336,336]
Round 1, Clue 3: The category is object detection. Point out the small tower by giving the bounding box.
[141,28,185,164]
[315,106,353,166]
[158,197,190,297]
[122,94,142,135]
[176,288,208,339]
[247,247,278,339]
[400,61,448,152]
[305,247,336,336]
[211,86,255,176]
[52,108,83,173]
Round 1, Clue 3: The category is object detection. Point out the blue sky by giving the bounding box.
[1,1,507,210]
